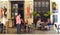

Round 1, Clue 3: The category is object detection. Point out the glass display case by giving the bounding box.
[11,4,18,19]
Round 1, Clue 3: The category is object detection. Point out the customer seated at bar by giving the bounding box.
[37,18,44,29]
[46,18,52,30]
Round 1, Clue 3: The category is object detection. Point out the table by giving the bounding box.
[40,22,47,30]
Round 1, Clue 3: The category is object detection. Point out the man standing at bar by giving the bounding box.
[16,14,22,34]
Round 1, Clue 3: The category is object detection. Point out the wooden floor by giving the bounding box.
[5,26,58,34]
[0,25,59,34]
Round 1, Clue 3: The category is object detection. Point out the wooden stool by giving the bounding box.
[3,26,7,33]
[3,21,9,34]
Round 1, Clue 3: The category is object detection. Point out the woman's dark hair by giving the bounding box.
[18,13,20,16]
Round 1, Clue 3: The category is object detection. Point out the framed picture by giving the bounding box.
[52,2,58,13]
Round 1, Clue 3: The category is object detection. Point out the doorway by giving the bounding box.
[11,1,24,27]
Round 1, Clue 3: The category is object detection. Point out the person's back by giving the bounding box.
[37,21,40,27]
[16,15,21,24]
[37,19,42,28]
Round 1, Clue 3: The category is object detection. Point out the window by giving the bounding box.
[34,0,50,24]
[38,11,41,13]
[46,1,49,7]
[34,2,37,7]
[34,8,37,11]
[38,2,41,7]
[53,15,58,23]
[37,7,40,12]
[13,4,18,9]
[42,1,45,7]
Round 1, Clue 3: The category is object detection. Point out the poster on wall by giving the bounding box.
[27,4,30,17]
[52,2,58,13]
[0,2,7,18]
[26,2,33,18]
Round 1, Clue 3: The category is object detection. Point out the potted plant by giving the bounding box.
[44,11,52,17]
[31,11,40,17]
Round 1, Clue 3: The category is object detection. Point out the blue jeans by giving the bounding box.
[16,24,21,34]
[47,23,52,29]
[0,28,3,33]
[0,24,3,33]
